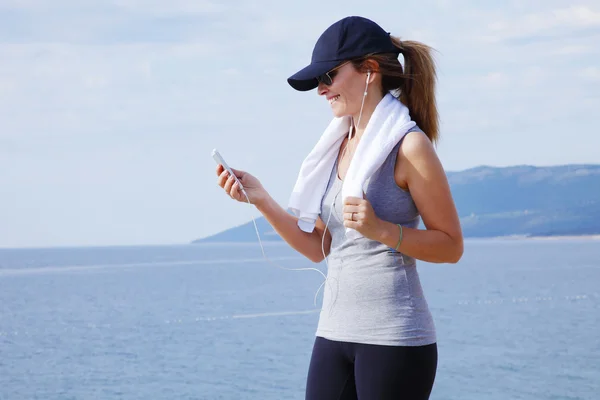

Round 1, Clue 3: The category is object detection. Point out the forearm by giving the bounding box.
[255,194,327,263]
[376,219,463,264]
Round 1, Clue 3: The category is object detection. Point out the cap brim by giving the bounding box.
[287,60,342,91]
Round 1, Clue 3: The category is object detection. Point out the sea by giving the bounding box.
[1,238,599,400]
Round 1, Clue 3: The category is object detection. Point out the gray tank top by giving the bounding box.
[317,127,437,346]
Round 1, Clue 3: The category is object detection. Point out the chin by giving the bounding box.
[330,103,349,118]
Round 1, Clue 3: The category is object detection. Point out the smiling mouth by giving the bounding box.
[329,95,340,104]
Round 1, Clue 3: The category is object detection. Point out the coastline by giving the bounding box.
[480,234,600,241]
[521,234,600,240]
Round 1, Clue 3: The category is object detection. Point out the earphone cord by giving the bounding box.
[234,72,371,309]
[317,71,371,304]
[238,188,331,307]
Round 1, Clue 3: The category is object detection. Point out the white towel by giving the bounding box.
[288,92,416,239]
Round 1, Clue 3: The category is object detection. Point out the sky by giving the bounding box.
[1,0,599,248]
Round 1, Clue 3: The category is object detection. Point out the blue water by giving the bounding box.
[1,239,599,399]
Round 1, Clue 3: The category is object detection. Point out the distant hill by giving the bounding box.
[193,164,600,243]
[447,164,600,237]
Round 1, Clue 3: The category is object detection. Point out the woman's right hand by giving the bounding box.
[216,164,267,206]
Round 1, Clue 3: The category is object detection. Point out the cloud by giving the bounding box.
[550,44,595,55]
[483,5,600,43]
[1,0,226,14]
[112,0,226,15]
[0,41,234,149]
[581,66,600,81]
[2,1,600,247]
[478,72,509,86]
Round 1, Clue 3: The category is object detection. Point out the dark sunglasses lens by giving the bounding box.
[319,69,340,85]
[317,73,332,85]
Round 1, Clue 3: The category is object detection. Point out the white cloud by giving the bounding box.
[520,66,551,87]
[0,40,248,168]
[479,72,509,86]
[1,1,600,247]
[222,68,240,76]
[556,5,600,25]
[112,0,227,15]
[0,78,16,95]
[484,5,600,42]
[1,0,226,14]
[550,44,594,55]
[581,67,600,81]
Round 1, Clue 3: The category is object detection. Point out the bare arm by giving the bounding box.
[376,131,464,263]
[216,164,332,263]
[255,195,332,263]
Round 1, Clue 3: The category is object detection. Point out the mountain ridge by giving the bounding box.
[194,164,600,243]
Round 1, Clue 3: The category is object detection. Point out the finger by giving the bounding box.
[343,211,363,221]
[232,181,243,201]
[233,175,245,190]
[343,220,358,229]
[217,170,230,187]
[216,164,224,176]
[224,168,245,190]
[343,205,361,214]
[227,175,237,193]
[343,196,362,205]
[224,174,235,193]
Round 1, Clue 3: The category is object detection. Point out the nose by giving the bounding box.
[318,82,328,96]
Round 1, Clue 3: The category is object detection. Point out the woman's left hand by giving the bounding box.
[343,196,383,241]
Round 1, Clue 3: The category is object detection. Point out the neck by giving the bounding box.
[349,91,385,140]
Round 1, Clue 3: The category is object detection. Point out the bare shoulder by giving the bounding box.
[394,130,439,189]
[398,130,437,163]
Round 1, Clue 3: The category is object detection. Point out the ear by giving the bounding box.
[363,59,379,83]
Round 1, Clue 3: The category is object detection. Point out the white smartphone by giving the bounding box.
[212,148,244,190]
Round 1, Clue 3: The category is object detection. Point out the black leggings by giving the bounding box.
[305,336,438,400]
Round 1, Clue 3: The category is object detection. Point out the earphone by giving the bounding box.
[315,67,373,312]
[226,68,374,309]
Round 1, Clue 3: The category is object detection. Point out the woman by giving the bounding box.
[216,16,463,400]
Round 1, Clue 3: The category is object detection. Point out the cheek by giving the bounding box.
[331,84,352,103]
[329,76,362,113]
[338,88,361,112]
[344,79,364,99]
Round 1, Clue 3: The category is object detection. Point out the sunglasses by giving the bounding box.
[316,60,352,86]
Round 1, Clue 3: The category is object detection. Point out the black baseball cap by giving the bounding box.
[287,16,400,91]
